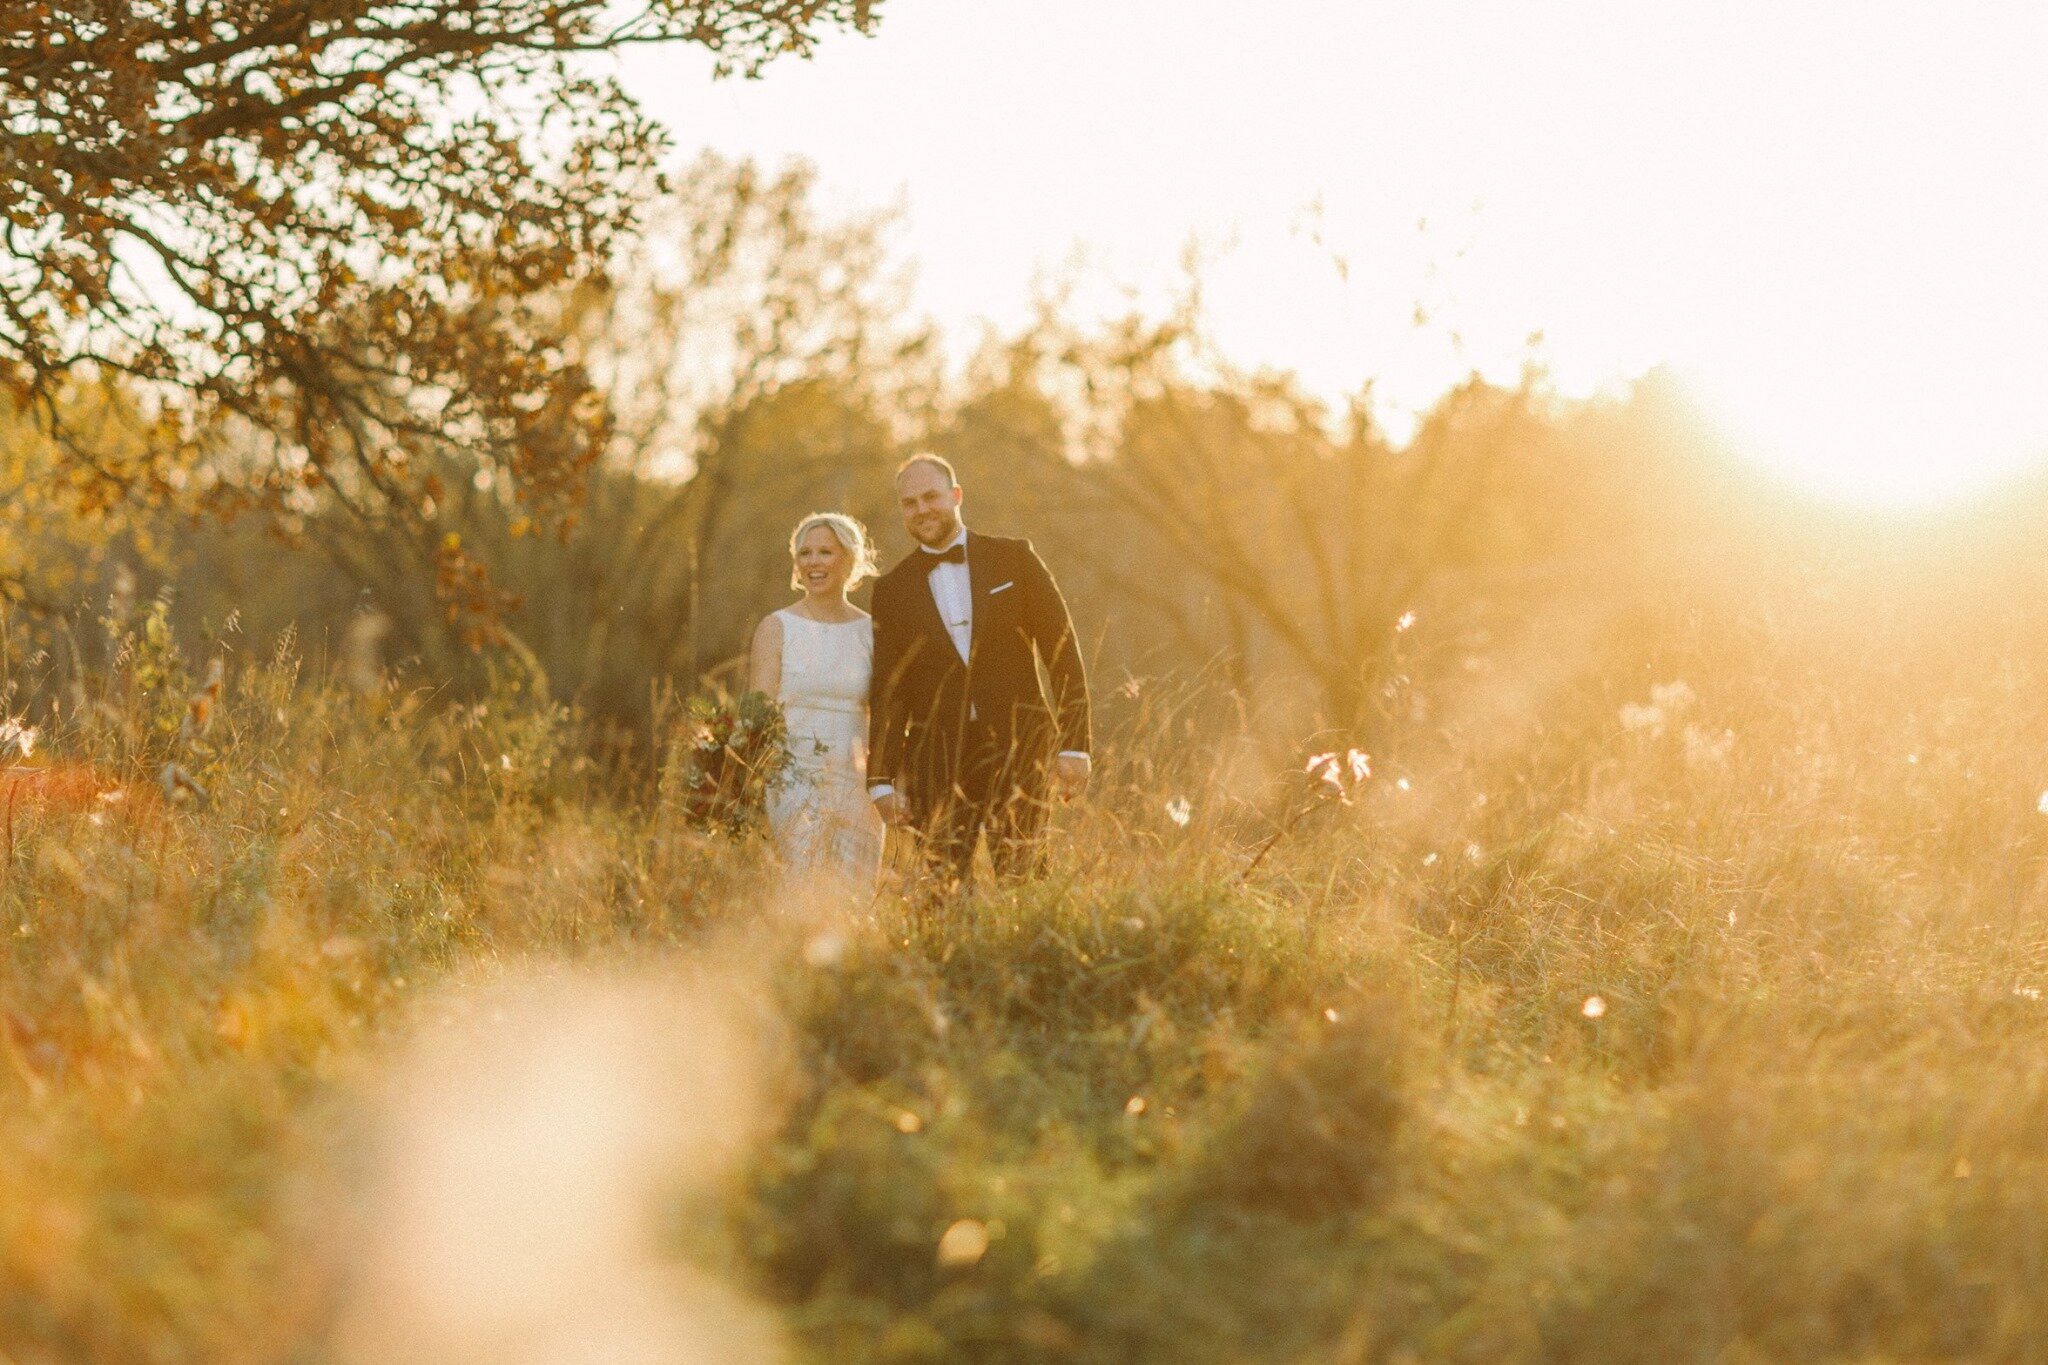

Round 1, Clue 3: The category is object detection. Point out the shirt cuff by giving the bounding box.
[868,783,896,800]
[1057,751,1090,762]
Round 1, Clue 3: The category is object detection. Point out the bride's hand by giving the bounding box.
[874,792,910,827]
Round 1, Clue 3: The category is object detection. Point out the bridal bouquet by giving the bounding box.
[668,690,792,837]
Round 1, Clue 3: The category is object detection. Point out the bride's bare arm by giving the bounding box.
[748,614,783,696]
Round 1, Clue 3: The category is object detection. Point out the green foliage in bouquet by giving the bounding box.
[666,690,792,838]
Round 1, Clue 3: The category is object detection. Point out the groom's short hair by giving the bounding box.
[895,452,958,488]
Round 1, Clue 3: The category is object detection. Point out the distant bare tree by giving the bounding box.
[1034,313,1558,730]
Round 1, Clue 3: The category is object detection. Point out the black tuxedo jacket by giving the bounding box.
[867,532,1090,801]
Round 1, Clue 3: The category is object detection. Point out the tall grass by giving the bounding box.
[5,578,2048,1362]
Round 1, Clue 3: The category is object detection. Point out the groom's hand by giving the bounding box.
[874,792,911,827]
[1053,752,1092,799]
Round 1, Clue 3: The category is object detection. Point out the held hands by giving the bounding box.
[874,791,912,827]
[1054,752,1092,800]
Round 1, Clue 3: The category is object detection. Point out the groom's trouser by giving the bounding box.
[912,722,1052,886]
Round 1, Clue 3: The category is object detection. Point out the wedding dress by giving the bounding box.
[766,610,885,888]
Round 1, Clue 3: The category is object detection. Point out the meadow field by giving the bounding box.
[12,3,2048,1361]
[5,553,2048,1365]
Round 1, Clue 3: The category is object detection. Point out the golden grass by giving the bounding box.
[5,587,2048,1362]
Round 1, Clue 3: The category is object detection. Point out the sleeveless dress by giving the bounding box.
[766,610,885,889]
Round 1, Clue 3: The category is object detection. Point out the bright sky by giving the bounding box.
[611,1,2048,508]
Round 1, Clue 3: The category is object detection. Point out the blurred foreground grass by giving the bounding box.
[5,590,2048,1363]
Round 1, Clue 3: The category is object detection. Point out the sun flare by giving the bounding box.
[1677,327,2048,513]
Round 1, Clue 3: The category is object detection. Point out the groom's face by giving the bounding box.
[897,463,964,548]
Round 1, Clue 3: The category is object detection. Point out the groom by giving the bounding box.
[867,454,1092,884]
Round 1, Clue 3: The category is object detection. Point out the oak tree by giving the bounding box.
[1,0,876,636]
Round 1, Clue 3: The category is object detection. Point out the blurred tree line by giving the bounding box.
[9,151,2045,758]
[12,1,2048,774]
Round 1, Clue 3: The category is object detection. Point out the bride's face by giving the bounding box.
[794,525,852,597]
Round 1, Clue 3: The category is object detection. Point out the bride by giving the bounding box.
[748,512,885,888]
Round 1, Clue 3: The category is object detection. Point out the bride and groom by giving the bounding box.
[748,454,1093,891]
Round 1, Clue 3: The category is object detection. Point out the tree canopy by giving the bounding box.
[1,1,876,553]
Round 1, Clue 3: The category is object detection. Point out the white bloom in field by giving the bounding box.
[1683,724,1735,768]
[1304,748,1370,799]
[0,718,35,758]
[1618,702,1665,733]
[1395,777,1411,792]
[2015,985,2042,1002]
[1649,680,1697,713]
[2038,790,2048,816]
[1165,797,1192,828]
[1581,995,1607,1019]
[1395,611,1417,632]
[1422,852,1439,867]
[1463,842,1483,862]
[1621,681,1699,738]
[1905,753,1919,765]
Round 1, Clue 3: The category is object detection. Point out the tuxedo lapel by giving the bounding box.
[964,531,986,659]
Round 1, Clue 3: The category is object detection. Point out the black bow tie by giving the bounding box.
[921,543,966,568]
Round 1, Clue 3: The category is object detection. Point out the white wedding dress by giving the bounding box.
[766,610,885,888]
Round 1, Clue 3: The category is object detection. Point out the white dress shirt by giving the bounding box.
[925,527,973,663]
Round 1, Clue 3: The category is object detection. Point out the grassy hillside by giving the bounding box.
[5,589,2048,1363]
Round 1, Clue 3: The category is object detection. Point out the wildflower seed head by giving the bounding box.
[0,719,37,759]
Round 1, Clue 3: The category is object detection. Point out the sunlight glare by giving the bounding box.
[1679,323,2048,511]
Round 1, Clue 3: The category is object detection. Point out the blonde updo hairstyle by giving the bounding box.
[788,511,879,592]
